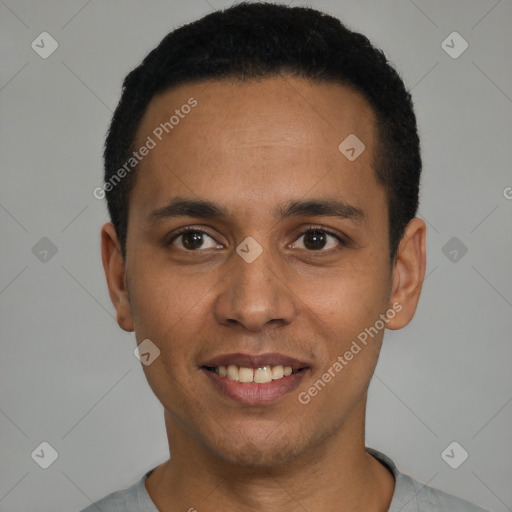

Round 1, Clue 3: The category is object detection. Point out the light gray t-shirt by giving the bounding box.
[79,447,490,512]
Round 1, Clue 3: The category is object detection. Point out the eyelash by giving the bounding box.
[167,225,347,253]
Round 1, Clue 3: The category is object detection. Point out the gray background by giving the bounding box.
[1,0,511,511]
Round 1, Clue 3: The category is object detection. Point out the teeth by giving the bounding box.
[271,365,284,380]
[238,367,254,383]
[254,366,272,383]
[214,364,295,383]
[227,365,239,381]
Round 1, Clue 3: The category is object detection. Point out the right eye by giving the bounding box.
[168,228,223,251]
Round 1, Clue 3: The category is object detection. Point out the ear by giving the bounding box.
[101,222,134,332]
[386,217,427,330]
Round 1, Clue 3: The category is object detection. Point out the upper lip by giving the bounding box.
[201,352,310,371]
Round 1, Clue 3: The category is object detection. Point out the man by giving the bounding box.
[83,3,489,511]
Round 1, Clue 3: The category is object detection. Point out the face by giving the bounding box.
[102,76,426,467]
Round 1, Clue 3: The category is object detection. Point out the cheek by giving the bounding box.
[299,277,385,407]
[127,253,223,384]
[127,249,211,335]
[296,258,389,387]
[300,258,386,326]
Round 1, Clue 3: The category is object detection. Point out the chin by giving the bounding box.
[205,425,310,469]
[218,441,300,468]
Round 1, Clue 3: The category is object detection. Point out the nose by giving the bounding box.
[213,244,297,333]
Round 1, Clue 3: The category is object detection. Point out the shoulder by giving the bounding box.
[366,447,491,512]
[79,487,133,512]
[78,468,159,512]
[406,473,490,512]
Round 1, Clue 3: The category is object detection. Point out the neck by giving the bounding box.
[145,400,395,512]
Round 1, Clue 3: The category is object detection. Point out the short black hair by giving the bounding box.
[104,1,421,264]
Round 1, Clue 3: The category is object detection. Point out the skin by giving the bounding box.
[101,75,426,512]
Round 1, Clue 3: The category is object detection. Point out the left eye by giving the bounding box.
[290,229,343,251]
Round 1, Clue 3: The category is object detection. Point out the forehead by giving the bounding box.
[130,76,385,229]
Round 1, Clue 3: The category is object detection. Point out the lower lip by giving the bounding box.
[202,368,308,405]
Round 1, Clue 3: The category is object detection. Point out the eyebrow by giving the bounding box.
[148,196,367,226]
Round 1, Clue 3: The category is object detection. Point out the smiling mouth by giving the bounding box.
[202,364,309,384]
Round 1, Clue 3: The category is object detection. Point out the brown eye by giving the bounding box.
[291,228,344,252]
[181,231,206,250]
[303,230,328,250]
[169,229,220,251]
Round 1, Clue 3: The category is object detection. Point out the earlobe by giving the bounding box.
[100,223,134,332]
[386,217,427,330]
